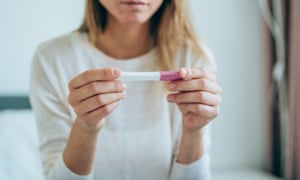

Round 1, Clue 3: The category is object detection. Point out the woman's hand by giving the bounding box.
[68,68,126,132]
[167,67,222,133]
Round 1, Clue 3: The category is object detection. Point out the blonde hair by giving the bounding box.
[78,0,208,70]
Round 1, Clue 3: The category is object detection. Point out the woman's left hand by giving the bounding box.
[167,67,222,132]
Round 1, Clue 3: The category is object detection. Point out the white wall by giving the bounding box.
[0,0,267,171]
[190,0,267,170]
[0,0,85,95]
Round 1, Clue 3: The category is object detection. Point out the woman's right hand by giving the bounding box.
[68,68,126,132]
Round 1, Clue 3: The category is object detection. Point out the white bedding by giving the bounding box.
[0,110,282,180]
[0,110,44,180]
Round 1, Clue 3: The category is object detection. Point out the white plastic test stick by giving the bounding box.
[118,72,160,82]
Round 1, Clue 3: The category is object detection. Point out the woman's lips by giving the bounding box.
[120,1,148,7]
[121,0,147,4]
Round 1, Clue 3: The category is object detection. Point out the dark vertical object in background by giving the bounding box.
[266,0,290,177]
[271,92,282,177]
[265,0,282,177]
[265,0,300,179]
[269,20,282,177]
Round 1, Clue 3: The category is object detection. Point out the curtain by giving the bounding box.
[286,0,300,179]
[260,0,288,177]
[260,0,299,179]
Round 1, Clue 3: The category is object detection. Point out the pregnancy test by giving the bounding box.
[118,71,182,82]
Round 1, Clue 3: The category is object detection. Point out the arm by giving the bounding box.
[62,118,99,175]
[64,68,126,175]
[30,52,125,179]
[168,68,222,179]
[177,128,204,164]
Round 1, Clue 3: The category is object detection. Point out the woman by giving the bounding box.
[30,0,222,179]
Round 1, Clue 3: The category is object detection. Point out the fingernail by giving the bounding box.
[112,68,120,77]
[168,83,176,90]
[121,91,126,99]
[122,83,127,89]
[167,95,175,102]
[181,68,187,76]
[182,68,192,80]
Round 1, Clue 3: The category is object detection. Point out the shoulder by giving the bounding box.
[175,41,217,73]
[198,43,217,73]
[34,32,78,61]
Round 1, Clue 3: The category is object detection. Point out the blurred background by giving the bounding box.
[1,0,299,179]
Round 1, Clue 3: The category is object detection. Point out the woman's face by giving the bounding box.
[99,0,164,25]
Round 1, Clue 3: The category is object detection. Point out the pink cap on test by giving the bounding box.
[160,71,182,81]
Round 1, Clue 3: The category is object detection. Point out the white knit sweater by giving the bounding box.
[29,32,214,180]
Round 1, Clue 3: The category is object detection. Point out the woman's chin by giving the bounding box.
[119,15,150,25]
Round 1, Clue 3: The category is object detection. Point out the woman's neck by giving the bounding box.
[95,16,154,60]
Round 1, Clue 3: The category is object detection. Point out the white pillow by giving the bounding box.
[0,110,44,180]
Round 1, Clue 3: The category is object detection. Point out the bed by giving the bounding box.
[0,96,282,180]
[0,96,44,180]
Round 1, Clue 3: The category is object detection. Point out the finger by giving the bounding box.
[180,67,216,81]
[178,104,220,119]
[80,101,120,125]
[167,78,222,94]
[68,81,126,105]
[167,91,222,106]
[74,92,126,116]
[69,68,121,90]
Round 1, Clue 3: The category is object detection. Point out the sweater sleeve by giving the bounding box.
[29,49,94,180]
[169,125,211,180]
